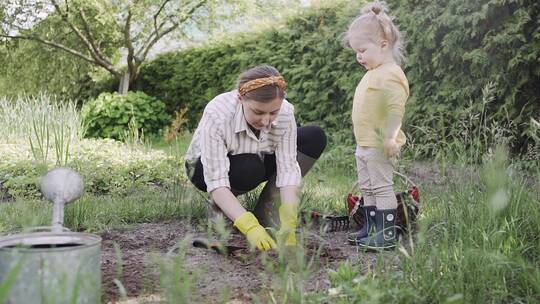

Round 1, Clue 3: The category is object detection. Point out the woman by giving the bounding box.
[185,65,326,251]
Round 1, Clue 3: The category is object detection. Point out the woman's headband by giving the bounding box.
[238,76,287,97]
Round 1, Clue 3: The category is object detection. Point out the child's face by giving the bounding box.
[349,37,386,70]
[240,97,283,130]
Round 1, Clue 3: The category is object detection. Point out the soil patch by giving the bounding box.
[101,221,390,303]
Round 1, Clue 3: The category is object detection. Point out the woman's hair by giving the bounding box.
[345,1,405,65]
[237,65,287,102]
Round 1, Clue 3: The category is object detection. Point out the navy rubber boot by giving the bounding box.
[347,205,376,244]
[356,208,398,251]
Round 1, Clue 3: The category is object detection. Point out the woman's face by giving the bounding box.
[240,97,283,130]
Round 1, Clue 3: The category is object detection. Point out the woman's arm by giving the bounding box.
[280,185,299,205]
[210,187,247,221]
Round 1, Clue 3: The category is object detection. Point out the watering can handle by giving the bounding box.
[23,226,72,233]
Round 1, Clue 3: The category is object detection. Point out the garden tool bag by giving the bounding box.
[347,171,420,233]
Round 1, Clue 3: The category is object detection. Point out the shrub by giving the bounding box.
[82,91,169,140]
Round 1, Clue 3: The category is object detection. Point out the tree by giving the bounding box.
[1,0,301,94]
[0,11,112,100]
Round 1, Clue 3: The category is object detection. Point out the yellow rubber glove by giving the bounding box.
[234,212,276,251]
[278,203,298,246]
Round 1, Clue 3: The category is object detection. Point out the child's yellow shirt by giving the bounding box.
[352,62,409,148]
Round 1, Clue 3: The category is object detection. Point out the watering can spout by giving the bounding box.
[51,199,65,233]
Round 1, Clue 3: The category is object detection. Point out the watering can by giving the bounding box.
[0,168,102,304]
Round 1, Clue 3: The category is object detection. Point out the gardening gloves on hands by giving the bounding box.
[278,203,298,246]
[234,204,298,251]
[234,212,276,251]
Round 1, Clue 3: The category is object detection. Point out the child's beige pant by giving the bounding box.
[355,146,398,209]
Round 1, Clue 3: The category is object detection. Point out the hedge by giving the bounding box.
[139,0,539,157]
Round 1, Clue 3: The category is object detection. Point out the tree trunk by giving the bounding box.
[118,71,130,94]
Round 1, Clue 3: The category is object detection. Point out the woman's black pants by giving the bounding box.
[186,125,327,193]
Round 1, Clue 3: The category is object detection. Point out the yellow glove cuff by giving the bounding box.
[234,212,260,235]
[279,203,298,229]
[279,203,298,246]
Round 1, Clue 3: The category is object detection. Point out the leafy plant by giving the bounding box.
[81,91,169,140]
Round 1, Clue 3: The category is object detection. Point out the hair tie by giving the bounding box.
[239,76,287,97]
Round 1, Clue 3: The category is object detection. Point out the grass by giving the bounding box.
[0,183,206,233]
[150,133,192,157]
[318,148,540,303]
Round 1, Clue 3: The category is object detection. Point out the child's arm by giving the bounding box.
[382,76,408,156]
[384,113,402,156]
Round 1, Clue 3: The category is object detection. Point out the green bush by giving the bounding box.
[140,0,539,159]
[82,91,169,140]
[391,0,540,156]
[140,4,358,132]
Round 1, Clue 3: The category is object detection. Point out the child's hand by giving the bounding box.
[383,138,400,157]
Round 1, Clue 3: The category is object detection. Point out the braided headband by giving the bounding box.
[238,76,287,97]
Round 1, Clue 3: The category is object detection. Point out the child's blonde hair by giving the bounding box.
[345,1,405,65]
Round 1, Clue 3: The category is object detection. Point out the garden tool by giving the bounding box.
[0,167,101,304]
[300,211,350,232]
[253,151,318,228]
[192,238,246,255]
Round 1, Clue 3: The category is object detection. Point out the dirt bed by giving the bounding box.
[101,221,392,303]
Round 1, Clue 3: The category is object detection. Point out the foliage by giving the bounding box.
[0,94,83,166]
[81,91,169,140]
[0,184,205,233]
[1,143,538,302]
[0,37,103,101]
[140,1,358,132]
[0,0,123,90]
[0,93,185,199]
[165,107,190,143]
[0,0,304,93]
[0,138,185,199]
[390,0,540,156]
[140,0,539,159]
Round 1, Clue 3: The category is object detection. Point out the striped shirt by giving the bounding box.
[185,90,301,193]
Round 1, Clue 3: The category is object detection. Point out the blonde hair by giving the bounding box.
[345,1,405,65]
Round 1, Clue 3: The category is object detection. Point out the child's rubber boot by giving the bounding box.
[347,205,376,244]
[356,208,398,251]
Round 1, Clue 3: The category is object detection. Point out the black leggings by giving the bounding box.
[186,125,327,192]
